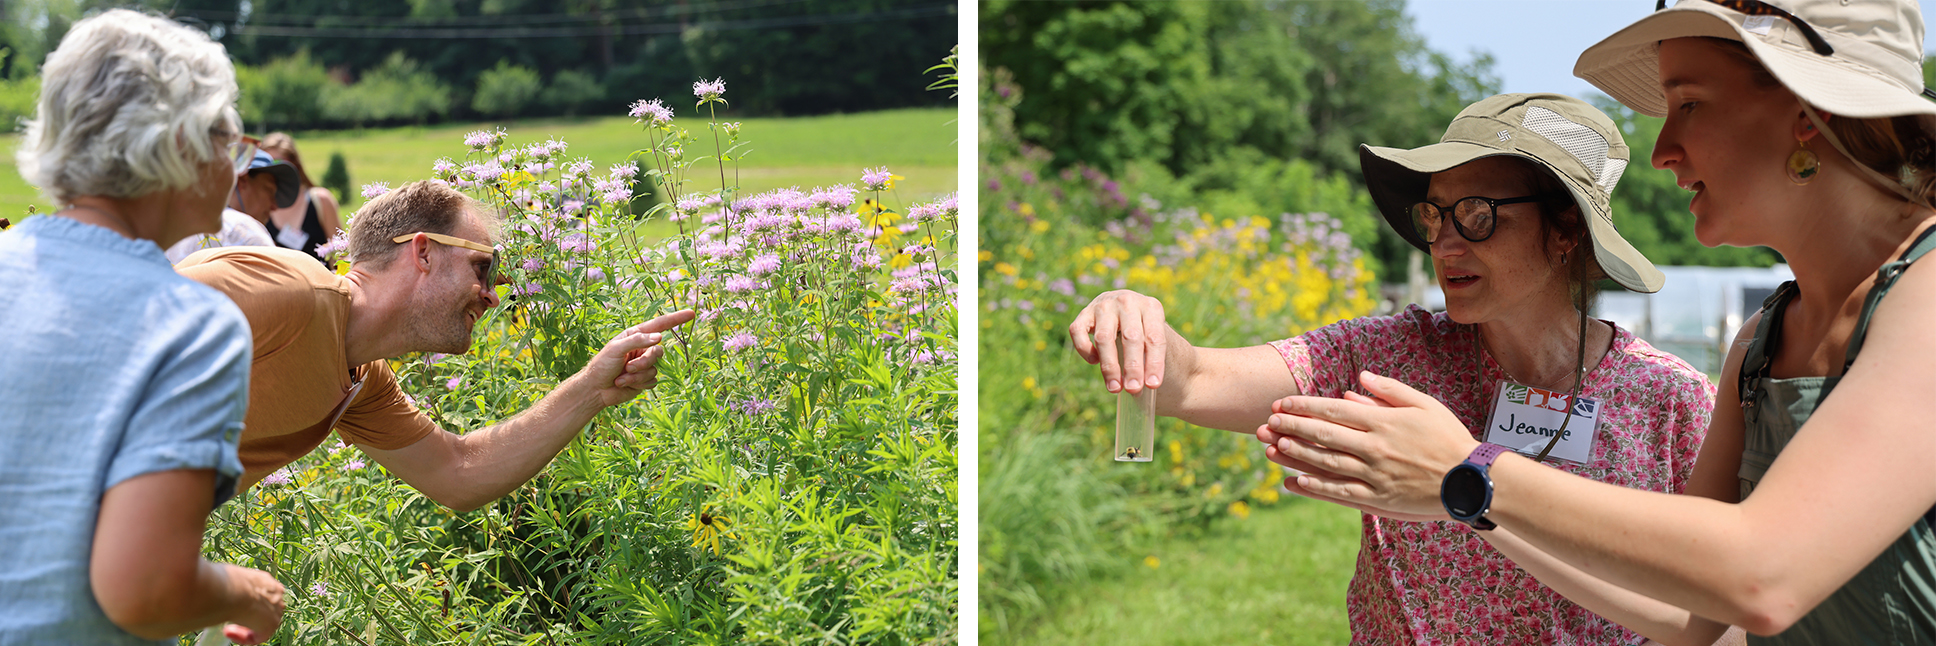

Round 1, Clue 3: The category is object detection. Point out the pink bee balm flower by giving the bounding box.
[630,98,675,126]
[722,332,757,352]
[693,77,726,101]
[586,267,606,282]
[345,459,366,472]
[723,275,758,293]
[361,182,391,199]
[464,130,494,149]
[445,376,463,390]
[860,168,893,191]
[310,582,329,597]
[521,258,545,272]
[747,254,781,276]
[262,468,294,486]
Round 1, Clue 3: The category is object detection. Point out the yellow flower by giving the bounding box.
[1018,202,1036,217]
[1144,555,1161,569]
[978,250,994,262]
[1229,500,1251,520]
[1029,219,1049,233]
[685,508,733,555]
[994,262,1019,277]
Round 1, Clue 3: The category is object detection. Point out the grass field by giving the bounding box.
[1000,498,1358,646]
[0,107,957,219]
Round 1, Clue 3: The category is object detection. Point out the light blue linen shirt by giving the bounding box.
[0,216,250,644]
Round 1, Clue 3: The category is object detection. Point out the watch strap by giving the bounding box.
[1466,442,1509,467]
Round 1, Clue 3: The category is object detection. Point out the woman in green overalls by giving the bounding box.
[1250,1,1936,644]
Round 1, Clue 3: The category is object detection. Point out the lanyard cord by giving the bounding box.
[1474,282,1590,463]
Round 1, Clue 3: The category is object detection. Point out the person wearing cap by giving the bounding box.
[163,147,289,264]
[1260,0,1936,642]
[1067,93,1713,644]
[1,9,285,644]
[175,179,697,513]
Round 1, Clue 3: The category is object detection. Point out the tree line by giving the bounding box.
[1,0,957,130]
[983,0,1785,275]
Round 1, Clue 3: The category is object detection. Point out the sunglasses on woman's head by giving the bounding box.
[1655,0,1832,55]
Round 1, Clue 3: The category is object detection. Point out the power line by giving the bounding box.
[231,3,951,39]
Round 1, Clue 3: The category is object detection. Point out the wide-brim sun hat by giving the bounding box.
[1575,0,1934,120]
[1360,93,1666,293]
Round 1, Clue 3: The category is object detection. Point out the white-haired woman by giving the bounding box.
[1264,0,1936,643]
[0,9,284,645]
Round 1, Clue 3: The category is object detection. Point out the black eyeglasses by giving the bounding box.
[1410,194,1563,244]
[1655,0,1832,56]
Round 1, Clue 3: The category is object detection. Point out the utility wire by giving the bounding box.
[231,4,951,39]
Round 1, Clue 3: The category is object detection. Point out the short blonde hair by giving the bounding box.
[16,9,241,205]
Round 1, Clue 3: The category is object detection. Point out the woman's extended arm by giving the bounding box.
[1068,290,1300,433]
[1261,262,1936,635]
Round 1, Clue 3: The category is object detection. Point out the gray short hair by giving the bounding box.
[16,9,241,205]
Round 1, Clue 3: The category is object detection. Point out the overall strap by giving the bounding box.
[1842,225,1936,372]
[1738,281,1799,411]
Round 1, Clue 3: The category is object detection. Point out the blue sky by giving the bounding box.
[1407,0,1936,99]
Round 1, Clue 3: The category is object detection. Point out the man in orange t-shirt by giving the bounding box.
[177,180,695,511]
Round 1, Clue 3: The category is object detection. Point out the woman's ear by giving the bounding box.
[1794,108,1830,143]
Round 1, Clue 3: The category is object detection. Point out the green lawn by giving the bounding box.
[998,498,1359,646]
[0,107,957,219]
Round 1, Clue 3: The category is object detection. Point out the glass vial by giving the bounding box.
[1114,340,1155,462]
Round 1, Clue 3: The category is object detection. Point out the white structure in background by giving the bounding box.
[1393,265,1795,375]
[1592,265,1793,375]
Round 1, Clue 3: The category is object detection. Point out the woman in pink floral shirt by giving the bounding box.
[1070,94,1716,645]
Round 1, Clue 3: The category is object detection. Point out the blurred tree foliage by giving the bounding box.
[1,0,956,127]
[982,0,1498,277]
[471,60,542,118]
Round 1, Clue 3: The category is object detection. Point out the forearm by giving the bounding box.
[1161,340,1300,434]
[443,375,606,509]
[1481,526,1731,646]
[1486,454,1796,633]
[97,559,244,639]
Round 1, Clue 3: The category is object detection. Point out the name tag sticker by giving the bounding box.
[1482,381,1601,465]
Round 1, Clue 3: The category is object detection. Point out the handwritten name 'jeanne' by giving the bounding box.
[1496,413,1572,441]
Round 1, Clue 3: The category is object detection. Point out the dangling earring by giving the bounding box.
[1558,250,1568,266]
[1788,137,1820,185]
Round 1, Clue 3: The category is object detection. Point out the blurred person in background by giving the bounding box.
[0,9,284,644]
[259,131,343,264]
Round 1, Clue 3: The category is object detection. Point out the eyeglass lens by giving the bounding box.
[1411,198,1496,243]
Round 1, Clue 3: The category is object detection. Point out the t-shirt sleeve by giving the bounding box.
[175,249,316,357]
[334,360,440,450]
[1269,317,1381,399]
[107,295,251,506]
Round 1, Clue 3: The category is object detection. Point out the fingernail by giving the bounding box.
[1148,375,1161,387]
[1125,378,1141,391]
[1106,379,1120,392]
[647,333,662,344]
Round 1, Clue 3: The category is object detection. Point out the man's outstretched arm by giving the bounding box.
[363,309,695,511]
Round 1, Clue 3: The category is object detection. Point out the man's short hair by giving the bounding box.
[347,180,497,268]
[17,9,241,205]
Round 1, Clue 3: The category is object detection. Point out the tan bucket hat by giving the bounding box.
[1576,0,1933,120]
[1360,93,1665,293]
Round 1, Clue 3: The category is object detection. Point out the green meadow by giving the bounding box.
[0,107,957,220]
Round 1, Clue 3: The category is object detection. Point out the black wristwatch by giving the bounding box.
[1441,443,1510,530]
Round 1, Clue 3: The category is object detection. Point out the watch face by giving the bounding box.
[1443,465,1488,518]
